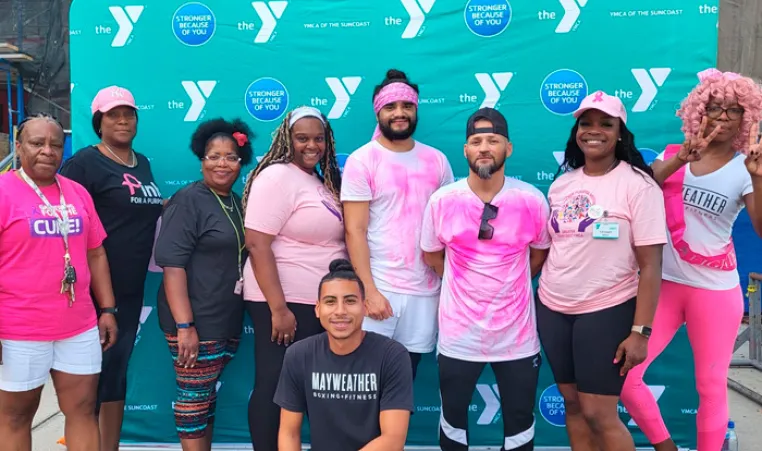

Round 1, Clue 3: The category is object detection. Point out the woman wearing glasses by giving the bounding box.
[153,118,254,450]
[537,91,667,451]
[621,69,762,451]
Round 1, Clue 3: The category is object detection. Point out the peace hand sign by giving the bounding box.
[677,116,722,163]
[744,122,762,177]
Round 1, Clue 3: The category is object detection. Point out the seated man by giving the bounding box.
[274,258,414,451]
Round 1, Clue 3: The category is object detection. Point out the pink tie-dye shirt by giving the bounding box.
[421,177,551,362]
[341,140,454,296]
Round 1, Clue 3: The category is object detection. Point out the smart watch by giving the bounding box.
[100,307,118,315]
[632,325,652,338]
[176,322,196,329]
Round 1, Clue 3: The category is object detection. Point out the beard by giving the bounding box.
[378,116,418,141]
[469,155,506,180]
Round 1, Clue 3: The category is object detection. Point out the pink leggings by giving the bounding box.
[620,280,743,450]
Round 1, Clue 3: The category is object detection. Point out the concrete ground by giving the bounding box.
[29,325,762,450]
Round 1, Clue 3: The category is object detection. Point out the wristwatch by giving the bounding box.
[632,325,652,338]
[100,307,118,315]
[176,322,196,329]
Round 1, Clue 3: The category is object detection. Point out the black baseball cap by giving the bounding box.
[466,107,509,140]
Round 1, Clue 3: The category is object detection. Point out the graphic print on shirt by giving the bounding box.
[550,190,597,235]
[311,371,378,401]
[122,173,163,205]
[29,204,83,238]
[682,184,728,219]
[317,185,342,222]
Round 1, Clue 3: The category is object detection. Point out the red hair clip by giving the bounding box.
[232,132,248,147]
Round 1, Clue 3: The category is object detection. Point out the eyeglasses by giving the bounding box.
[478,203,498,240]
[706,106,744,121]
[204,155,242,164]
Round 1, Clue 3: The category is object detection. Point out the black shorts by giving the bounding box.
[536,297,635,396]
[96,295,143,405]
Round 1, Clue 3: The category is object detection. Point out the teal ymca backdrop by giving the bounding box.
[67,0,724,448]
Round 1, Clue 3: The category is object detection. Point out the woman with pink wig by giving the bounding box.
[621,68,762,451]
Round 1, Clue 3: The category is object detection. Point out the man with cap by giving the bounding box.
[341,69,454,380]
[421,107,551,451]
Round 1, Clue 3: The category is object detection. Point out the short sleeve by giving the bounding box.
[420,196,444,252]
[530,194,551,249]
[60,157,92,192]
[274,346,307,413]
[244,166,295,235]
[340,154,373,202]
[80,187,107,250]
[154,201,198,268]
[630,182,668,247]
[379,342,414,412]
[440,156,455,187]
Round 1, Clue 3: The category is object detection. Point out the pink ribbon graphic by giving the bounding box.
[592,91,605,102]
[122,173,143,196]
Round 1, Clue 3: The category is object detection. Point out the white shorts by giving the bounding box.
[362,289,439,353]
[0,326,102,392]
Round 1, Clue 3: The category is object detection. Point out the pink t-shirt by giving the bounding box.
[0,171,106,341]
[243,163,347,305]
[340,140,454,296]
[421,177,551,362]
[538,163,668,314]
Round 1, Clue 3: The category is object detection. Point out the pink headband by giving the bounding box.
[372,82,419,139]
[698,68,743,82]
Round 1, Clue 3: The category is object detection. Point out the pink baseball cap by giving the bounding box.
[573,90,628,125]
[91,86,137,115]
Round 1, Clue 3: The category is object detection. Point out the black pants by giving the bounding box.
[536,297,636,396]
[95,294,142,410]
[438,353,540,451]
[246,302,324,451]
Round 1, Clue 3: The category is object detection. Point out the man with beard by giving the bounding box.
[420,108,550,451]
[341,69,454,380]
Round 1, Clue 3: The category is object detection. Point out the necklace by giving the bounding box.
[103,143,137,168]
[220,195,234,212]
[583,159,619,176]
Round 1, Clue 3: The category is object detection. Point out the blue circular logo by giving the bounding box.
[464,0,512,37]
[538,384,566,427]
[336,153,349,173]
[245,78,289,122]
[172,3,216,47]
[540,69,589,116]
[639,148,659,165]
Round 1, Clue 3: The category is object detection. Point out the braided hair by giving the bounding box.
[241,110,342,211]
[17,113,65,141]
[557,119,656,182]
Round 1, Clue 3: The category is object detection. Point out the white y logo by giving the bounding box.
[476,384,501,425]
[475,72,513,108]
[553,151,565,166]
[251,1,288,43]
[134,306,153,345]
[181,81,217,122]
[400,0,436,39]
[631,68,671,112]
[109,6,144,47]
[624,385,666,427]
[325,77,362,119]
[556,0,587,33]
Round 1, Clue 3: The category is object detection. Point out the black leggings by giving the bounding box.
[438,353,540,451]
[246,302,324,451]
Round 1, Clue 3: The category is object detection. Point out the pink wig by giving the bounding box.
[676,68,762,153]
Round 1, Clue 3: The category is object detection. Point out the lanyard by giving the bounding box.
[209,189,245,281]
[18,169,71,256]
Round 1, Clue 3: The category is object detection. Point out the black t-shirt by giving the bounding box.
[154,181,246,341]
[274,332,414,451]
[59,146,163,300]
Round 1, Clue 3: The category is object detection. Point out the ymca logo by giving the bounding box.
[475,72,513,108]
[556,0,587,33]
[182,81,217,122]
[632,68,671,112]
[476,384,501,424]
[134,306,153,346]
[251,1,288,43]
[108,6,144,47]
[400,0,436,38]
[325,77,362,119]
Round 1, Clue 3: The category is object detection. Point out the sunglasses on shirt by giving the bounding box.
[479,203,499,240]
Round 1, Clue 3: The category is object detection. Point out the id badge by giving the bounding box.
[592,222,619,239]
[234,279,243,295]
